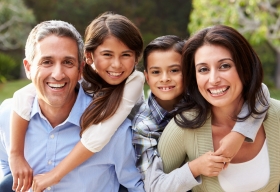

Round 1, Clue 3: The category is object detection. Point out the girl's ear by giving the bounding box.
[85,52,93,65]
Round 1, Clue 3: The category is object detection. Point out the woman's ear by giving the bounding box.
[85,52,93,65]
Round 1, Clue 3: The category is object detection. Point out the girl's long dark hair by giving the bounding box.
[80,12,143,136]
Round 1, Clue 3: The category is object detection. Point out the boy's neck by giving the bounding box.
[155,95,182,112]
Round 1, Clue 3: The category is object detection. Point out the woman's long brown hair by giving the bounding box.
[80,12,143,136]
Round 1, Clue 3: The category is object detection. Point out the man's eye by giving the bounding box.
[42,60,51,65]
[64,60,73,65]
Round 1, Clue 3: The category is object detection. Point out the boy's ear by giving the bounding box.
[23,59,31,79]
[144,70,149,84]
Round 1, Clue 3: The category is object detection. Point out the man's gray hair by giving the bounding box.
[25,20,84,66]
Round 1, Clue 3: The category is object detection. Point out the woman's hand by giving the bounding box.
[189,151,230,178]
[9,154,33,192]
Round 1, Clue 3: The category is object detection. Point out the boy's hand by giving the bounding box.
[189,151,230,178]
[9,154,33,192]
[213,131,245,168]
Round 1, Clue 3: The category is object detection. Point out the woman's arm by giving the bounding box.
[10,83,35,192]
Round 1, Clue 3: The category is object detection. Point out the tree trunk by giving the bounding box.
[275,51,280,89]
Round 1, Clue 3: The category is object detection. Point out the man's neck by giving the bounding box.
[38,92,78,128]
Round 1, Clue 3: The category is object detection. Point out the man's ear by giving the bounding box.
[23,59,31,79]
[78,61,84,80]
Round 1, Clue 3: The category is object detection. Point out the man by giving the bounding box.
[0,20,143,192]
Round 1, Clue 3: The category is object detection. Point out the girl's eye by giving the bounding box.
[103,53,112,56]
[220,63,231,69]
[170,69,180,73]
[123,53,131,57]
[198,67,208,73]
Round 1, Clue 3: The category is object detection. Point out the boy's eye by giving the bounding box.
[197,67,208,73]
[103,53,112,56]
[151,70,160,74]
[123,53,131,57]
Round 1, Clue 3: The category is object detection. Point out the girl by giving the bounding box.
[9,12,145,192]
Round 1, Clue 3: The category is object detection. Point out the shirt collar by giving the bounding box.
[30,83,91,127]
[148,93,173,125]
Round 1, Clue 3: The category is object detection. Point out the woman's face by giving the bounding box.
[194,44,243,109]
[90,35,136,85]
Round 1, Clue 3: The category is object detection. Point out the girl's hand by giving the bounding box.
[9,154,33,192]
[32,171,60,192]
[189,151,229,178]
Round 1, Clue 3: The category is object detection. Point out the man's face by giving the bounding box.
[24,35,81,109]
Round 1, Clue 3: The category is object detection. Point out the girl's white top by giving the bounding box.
[218,139,269,192]
[13,70,145,152]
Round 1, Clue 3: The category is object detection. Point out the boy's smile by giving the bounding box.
[145,50,183,111]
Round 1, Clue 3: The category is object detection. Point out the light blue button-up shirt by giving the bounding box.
[0,85,144,192]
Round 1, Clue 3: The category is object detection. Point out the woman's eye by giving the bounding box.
[103,53,112,56]
[198,67,208,73]
[220,63,231,69]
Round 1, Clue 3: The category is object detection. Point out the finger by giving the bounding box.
[213,147,223,156]
[32,180,36,192]
[16,175,24,192]
[27,174,33,190]
[12,175,19,191]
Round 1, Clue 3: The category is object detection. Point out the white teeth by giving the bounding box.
[108,72,122,76]
[209,87,228,95]
[48,83,66,88]
[159,86,173,91]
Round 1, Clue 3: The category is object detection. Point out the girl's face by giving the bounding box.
[194,44,243,109]
[89,35,136,85]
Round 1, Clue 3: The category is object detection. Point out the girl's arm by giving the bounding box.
[214,83,270,159]
[10,83,35,192]
[31,71,145,192]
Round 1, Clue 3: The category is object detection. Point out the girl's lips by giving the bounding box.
[107,71,123,77]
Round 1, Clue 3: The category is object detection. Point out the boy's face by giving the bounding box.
[144,50,183,111]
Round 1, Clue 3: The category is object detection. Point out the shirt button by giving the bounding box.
[48,160,52,165]
[50,134,54,139]
[47,187,51,190]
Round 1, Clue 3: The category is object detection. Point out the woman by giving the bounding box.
[158,25,279,191]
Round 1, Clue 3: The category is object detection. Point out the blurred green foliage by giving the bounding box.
[0,53,18,83]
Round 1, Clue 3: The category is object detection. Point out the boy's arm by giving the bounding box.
[10,83,35,192]
[214,83,270,159]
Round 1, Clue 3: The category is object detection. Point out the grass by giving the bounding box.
[1,79,280,104]
[0,79,31,103]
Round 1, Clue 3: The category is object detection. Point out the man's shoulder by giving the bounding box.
[0,98,13,114]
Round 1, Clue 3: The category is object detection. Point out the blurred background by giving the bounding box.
[0,0,280,103]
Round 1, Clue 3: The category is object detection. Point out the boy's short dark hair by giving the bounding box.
[143,35,185,71]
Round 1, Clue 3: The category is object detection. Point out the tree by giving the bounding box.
[189,0,280,88]
[0,0,35,50]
